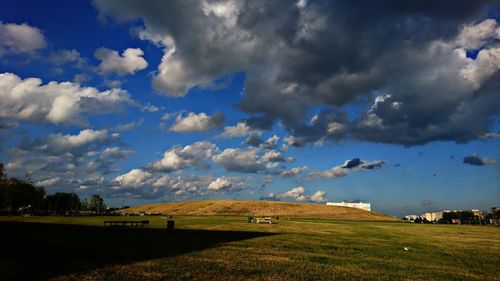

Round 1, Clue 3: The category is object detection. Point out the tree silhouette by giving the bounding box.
[89,194,106,214]
[0,163,109,216]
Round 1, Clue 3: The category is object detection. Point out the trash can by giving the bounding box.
[167,220,175,232]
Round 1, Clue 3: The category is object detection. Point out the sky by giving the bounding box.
[0,0,499,217]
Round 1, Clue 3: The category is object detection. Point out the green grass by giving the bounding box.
[1,216,499,280]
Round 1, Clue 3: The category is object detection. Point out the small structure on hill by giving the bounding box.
[256,217,273,224]
[326,202,371,211]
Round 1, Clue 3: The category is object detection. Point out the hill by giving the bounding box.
[122,200,396,221]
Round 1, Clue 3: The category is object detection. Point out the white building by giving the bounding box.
[421,210,448,222]
[404,214,419,220]
[326,202,371,211]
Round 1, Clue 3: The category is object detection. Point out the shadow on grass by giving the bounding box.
[0,221,276,281]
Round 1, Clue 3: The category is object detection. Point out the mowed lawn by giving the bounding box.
[0,216,499,281]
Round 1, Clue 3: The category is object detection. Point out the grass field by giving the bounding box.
[1,216,499,281]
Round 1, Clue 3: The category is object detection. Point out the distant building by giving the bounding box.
[421,210,447,222]
[404,214,419,221]
[471,209,482,217]
[326,202,371,211]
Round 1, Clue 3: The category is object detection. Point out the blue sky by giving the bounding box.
[0,0,499,216]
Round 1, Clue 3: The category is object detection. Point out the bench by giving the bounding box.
[103,220,150,228]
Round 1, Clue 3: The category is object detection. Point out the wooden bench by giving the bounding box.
[103,220,150,228]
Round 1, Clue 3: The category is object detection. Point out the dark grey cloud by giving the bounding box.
[311,158,385,179]
[463,155,484,166]
[242,132,279,150]
[362,161,385,170]
[94,0,499,146]
[341,158,384,170]
[243,133,263,146]
[244,115,275,131]
[341,158,362,169]
[463,155,499,166]
[0,118,17,130]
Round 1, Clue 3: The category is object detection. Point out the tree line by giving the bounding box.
[405,211,497,225]
[0,164,116,216]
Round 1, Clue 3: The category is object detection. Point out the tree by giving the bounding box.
[0,163,6,183]
[89,194,106,214]
[0,163,110,216]
[44,192,81,215]
[0,174,46,216]
[80,198,89,211]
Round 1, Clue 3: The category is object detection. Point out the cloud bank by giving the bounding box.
[0,73,134,125]
[261,186,326,203]
[94,0,500,146]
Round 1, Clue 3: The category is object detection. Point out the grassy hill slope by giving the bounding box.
[123,200,396,221]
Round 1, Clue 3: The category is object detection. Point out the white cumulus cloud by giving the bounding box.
[115,169,152,188]
[0,22,46,57]
[280,166,308,177]
[457,19,500,50]
[0,72,134,125]
[150,141,217,172]
[19,129,120,157]
[262,150,294,163]
[95,47,148,76]
[42,129,111,152]
[170,112,225,133]
[36,177,60,187]
[262,186,326,202]
[207,177,233,191]
[220,122,259,138]
[309,190,327,202]
[212,147,266,173]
